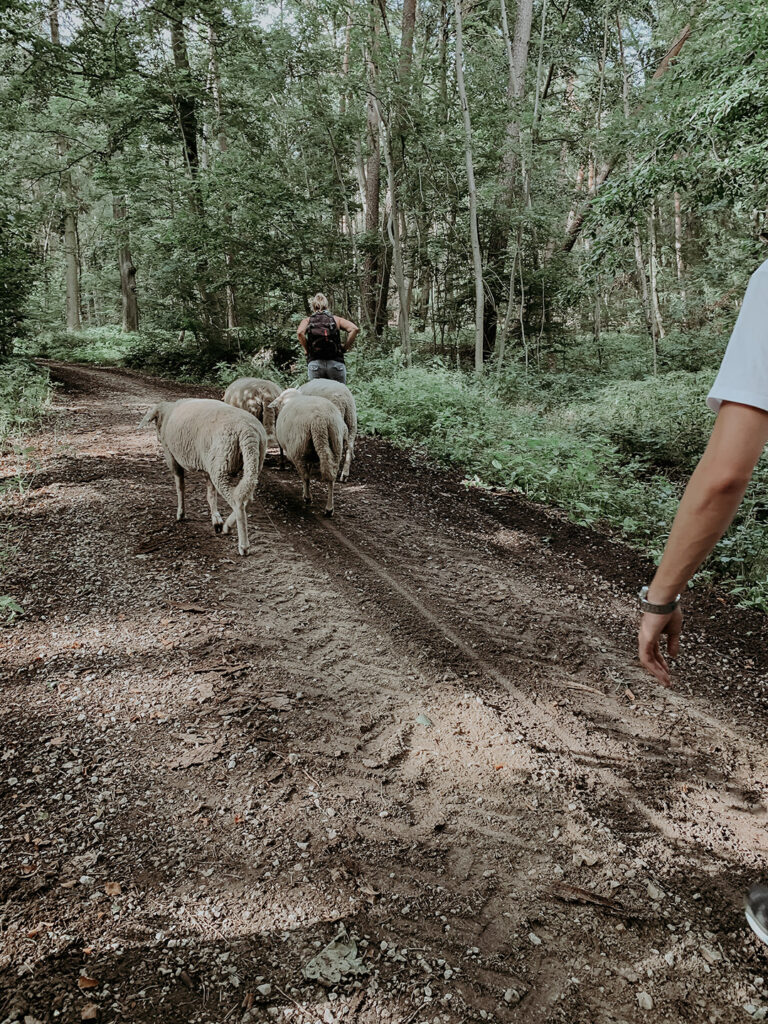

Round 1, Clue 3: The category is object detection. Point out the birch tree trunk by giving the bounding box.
[617,15,655,345]
[362,2,381,333]
[113,199,139,332]
[49,5,82,332]
[649,199,665,357]
[453,0,484,371]
[674,189,686,306]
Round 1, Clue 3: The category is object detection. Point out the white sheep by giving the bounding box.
[298,378,357,481]
[222,377,283,444]
[140,398,267,556]
[268,389,348,516]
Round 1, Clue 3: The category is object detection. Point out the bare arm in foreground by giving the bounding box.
[639,401,768,686]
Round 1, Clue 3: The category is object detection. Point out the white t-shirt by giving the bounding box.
[708,259,768,413]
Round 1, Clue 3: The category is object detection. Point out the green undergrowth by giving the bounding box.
[0,358,51,622]
[0,358,51,445]
[355,358,768,610]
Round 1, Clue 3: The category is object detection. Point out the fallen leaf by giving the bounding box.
[49,735,66,747]
[104,881,121,896]
[19,864,37,875]
[81,1003,98,1020]
[625,687,636,701]
[26,922,52,938]
[78,976,99,990]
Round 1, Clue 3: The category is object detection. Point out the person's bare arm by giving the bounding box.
[639,401,768,686]
[297,317,309,354]
[335,315,359,351]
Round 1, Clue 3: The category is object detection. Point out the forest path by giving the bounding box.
[2,362,768,1024]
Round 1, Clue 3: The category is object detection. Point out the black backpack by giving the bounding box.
[306,310,343,361]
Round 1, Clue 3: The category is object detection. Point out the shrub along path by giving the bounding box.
[2,362,768,1024]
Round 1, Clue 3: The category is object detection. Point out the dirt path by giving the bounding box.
[3,362,768,1024]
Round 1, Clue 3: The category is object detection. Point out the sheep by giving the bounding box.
[298,378,357,481]
[140,398,267,556]
[223,377,283,444]
[268,389,348,516]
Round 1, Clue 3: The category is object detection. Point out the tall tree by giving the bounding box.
[453,0,483,371]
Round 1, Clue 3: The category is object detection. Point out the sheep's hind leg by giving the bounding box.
[339,443,353,482]
[235,504,250,556]
[222,500,250,555]
[206,478,224,533]
[324,479,335,517]
[173,465,185,521]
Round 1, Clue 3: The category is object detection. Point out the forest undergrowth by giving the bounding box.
[17,324,768,611]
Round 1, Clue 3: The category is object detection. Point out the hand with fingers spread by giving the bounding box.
[638,606,682,688]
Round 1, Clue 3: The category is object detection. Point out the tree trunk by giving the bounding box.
[453,0,484,371]
[113,199,139,332]
[362,2,381,333]
[377,101,410,362]
[483,0,534,359]
[170,4,217,341]
[209,23,238,332]
[649,199,665,355]
[49,5,82,332]
[617,15,654,345]
[674,189,686,305]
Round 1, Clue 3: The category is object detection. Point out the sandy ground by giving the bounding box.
[3,362,768,1024]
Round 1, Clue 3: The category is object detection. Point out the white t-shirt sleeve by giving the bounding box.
[708,260,768,413]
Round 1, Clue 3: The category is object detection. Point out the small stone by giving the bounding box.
[701,946,722,964]
[504,988,520,1004]
[647,882,664,901]
[637,991,653,1010]
[529,933,542,946]
[257,983,272,997]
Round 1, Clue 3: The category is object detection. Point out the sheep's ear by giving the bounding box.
[139,405,160,428]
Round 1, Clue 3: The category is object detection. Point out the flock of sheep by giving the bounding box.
[140,377,358,556]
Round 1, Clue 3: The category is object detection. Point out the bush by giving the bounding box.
[0,358,50,444]
[565,371,715,474]
[31,326,132,366]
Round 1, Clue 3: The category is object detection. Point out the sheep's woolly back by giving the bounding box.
[298,379,357,436]
[223,377,283,423]
[151,399,267,481]
[274,394,345,481]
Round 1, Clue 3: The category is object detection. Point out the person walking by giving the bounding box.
[636,258,768,943]
[298,293,359,384]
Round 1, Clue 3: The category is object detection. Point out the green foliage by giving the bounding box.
[33,327,132,366]
[565,371,715,474]
[0,358,50,444]
[354,358,768,611]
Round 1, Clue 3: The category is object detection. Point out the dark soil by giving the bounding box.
[2,362,768,1024]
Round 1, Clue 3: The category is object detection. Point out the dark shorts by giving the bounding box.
[307,359,346,384]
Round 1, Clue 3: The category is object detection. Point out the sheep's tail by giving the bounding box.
[139,404,160,428]
[311,417,343,482]
[234,426,266,504]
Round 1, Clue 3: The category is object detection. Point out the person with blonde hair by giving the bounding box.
[297,293,358,384]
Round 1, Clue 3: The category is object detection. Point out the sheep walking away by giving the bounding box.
[140,398,267,555]
[269,389,348,516]
[298,378,357,481]
[223,377,283,444]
